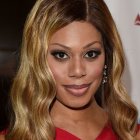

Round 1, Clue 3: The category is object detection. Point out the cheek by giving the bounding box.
[48,61,67,83]
[87,63,104,80]
[87,53,105,79]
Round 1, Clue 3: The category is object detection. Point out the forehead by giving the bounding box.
[49,21,102,47]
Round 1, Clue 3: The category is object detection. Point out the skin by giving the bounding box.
[47,21,108,139]
[136,131,140,140]
[0,135,4,140]
[48,21,105,109]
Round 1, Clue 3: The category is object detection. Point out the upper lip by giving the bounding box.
[63,83,91,89]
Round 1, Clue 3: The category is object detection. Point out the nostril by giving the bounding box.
[68,59,86,78]
[69,72,86,78]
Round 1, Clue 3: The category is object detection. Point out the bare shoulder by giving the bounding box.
[136,129,140,140]
[0,135,5,140]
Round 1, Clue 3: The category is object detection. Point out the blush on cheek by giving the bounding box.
[96,68,104,77]
[89,67,104,79]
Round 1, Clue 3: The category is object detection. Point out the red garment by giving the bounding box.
[0,129,7,135]
[0,124,140,139]
[55,123,117,140]
[55,124,140,140]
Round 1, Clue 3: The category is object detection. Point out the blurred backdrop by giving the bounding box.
[105,0,140,123]
[0,0,36,131]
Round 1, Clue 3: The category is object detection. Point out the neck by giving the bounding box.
[51,98,107,126]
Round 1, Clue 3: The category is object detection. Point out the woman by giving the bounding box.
[1,0,140,139]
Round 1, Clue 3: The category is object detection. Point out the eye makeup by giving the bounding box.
[84,49,101,59]
[50,50,69,61]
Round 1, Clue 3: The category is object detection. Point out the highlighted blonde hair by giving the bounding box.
[7,0,138,140]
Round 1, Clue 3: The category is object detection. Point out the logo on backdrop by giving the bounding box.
[135,13,140,26]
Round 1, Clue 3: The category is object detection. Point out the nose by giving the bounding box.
[68,58,86,78]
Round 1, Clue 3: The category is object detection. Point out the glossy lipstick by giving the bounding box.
[63,83,91,97]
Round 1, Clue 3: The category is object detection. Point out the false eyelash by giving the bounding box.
[84,50,101,58]
[50,50,69,60]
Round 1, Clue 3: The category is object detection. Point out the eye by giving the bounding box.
[84,50,101,59]
[51,50,69,60]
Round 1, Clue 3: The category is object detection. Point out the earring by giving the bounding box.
[102,65,108,84]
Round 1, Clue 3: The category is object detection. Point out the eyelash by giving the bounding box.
[51,50,69,61]
[50,50,101,61]
[85,50,101,59]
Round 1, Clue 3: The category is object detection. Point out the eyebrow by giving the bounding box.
[50,41,102,50]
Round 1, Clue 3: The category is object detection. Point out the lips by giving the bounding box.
[63,83,91,97]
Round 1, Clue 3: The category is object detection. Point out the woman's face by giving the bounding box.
[47,21,105,109]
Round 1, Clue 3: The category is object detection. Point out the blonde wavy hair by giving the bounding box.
[7,0,138,140]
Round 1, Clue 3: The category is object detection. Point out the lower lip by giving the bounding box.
[64,85,90,97]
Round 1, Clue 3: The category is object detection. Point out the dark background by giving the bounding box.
[0,0,36,131]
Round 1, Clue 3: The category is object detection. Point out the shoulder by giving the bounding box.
[0,130,6,140]
[0,135,5,140]
[136,124,140,140]
[136,130,140,140]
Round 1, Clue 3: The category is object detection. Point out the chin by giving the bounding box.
[61,98,93,110]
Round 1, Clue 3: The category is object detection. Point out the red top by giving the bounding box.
[55,123,117,140]
[0,130,7,135]
[1,124,140,140]
[55,124,140,140]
